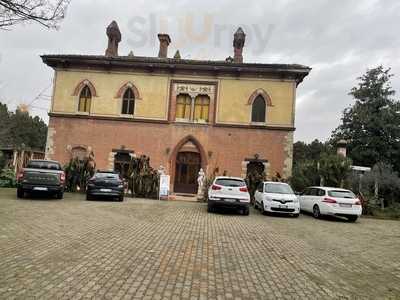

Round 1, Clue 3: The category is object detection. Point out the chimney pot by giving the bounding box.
[158,34,171,58]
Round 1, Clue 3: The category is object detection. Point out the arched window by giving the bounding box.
[194,95,210,122]
[176,94,192,120]
[121,88,135,115]
[78,86,92,113]
[251,95,266,123]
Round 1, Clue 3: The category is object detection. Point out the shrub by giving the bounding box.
[0,168,17,188]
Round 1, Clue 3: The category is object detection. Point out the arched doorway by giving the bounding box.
[114,152,131,180]
[174,151,201,194]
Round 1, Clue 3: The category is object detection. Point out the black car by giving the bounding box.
[86,171,124,201]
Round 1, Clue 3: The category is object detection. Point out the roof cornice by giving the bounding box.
[41,54,311,85]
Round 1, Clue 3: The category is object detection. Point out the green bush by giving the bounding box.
[0,168,17,188]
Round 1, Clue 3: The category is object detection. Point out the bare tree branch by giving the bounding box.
[0,0,71,29]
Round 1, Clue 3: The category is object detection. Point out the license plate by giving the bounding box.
[279,205,287,208]
[225,198,236,202]
[100,188,112,192]
[340,204,352,208]
[33,187,48,191]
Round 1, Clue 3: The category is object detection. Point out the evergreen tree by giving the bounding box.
[0,102,47,151]
[332,66,400,171]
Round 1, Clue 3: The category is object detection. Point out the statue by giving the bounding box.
[233,27,246,63]
[197,168,205,200]
[105,21,121,57]
[158,165,165,175]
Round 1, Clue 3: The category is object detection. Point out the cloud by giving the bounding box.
[0,0,399,142]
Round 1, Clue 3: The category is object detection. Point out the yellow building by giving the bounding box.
[42,21,310,194]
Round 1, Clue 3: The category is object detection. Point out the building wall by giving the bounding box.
[52,70,296,126]
[217,78,295,126]
[47,116,293,190]
[53,70,169,120]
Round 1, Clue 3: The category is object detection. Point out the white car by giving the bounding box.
[299,186,362,222]
[207,176,251,215]
[254,181,300,217]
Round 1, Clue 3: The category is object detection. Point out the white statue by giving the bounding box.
[158,165,165,175]
[197,168,205,195]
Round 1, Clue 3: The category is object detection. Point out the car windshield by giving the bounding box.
[95,173,120,179]
[26,161,61,170]
[265,183,294,194]
[328,190,356,199]
[215,178,246,187]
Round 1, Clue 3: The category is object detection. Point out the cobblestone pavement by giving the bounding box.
[0,189,399,299]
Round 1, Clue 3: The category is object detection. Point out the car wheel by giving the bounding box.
[56,192,63,199]
[118,195,124,202]
[313,205,321,219]
[207,204,214,213]
[242,207,250,216]
[17,188,24,199]
[260,202,265,215]
[293,213,300,218]
[347,216,358,222]
[86,194,92,201]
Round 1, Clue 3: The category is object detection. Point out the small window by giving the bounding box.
[176,94,192,120]
[328,190,356,199]
[318,189,326,196]
[309,188,319,196]
[257,183,264,192]
[194,95,210,122]
[251,95,266,123]
[78,86,92,113]
[122,88,135,115]
[215,178,246,187]
[27,161,62,170]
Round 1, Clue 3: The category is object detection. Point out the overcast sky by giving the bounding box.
[0,0,399,142]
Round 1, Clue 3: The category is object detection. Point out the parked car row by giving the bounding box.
[208,176,362,222]
[16,160,124,201]
[17,160,362,222]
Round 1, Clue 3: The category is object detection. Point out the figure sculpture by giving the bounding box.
[105,21,121,57]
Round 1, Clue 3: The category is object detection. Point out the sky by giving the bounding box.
[0,0,399,142]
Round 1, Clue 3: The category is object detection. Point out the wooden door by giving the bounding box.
[174,152,201,194]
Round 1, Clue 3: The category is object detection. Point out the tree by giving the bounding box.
[318,153,352,188]
[293,139,332,165]
[332,66,400,171]
[0,0,71,29]
[0,102,47,150]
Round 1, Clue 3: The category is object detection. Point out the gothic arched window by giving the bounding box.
[121,88,135,115]
[251,95,266,123]
[78,86,92,113]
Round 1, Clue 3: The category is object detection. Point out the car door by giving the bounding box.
[254,182,264,205]
[299,188,311,212]
[309,188,324,211]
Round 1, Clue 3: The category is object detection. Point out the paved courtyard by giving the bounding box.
[0,188,399,299]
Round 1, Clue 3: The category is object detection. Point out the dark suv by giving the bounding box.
[86,171,125,201]
[17,160,65,199]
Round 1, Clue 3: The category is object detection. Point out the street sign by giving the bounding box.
[159,175,170,200]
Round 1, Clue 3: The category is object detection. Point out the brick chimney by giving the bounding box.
[158,34,171,58]
[233,27,246,63]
